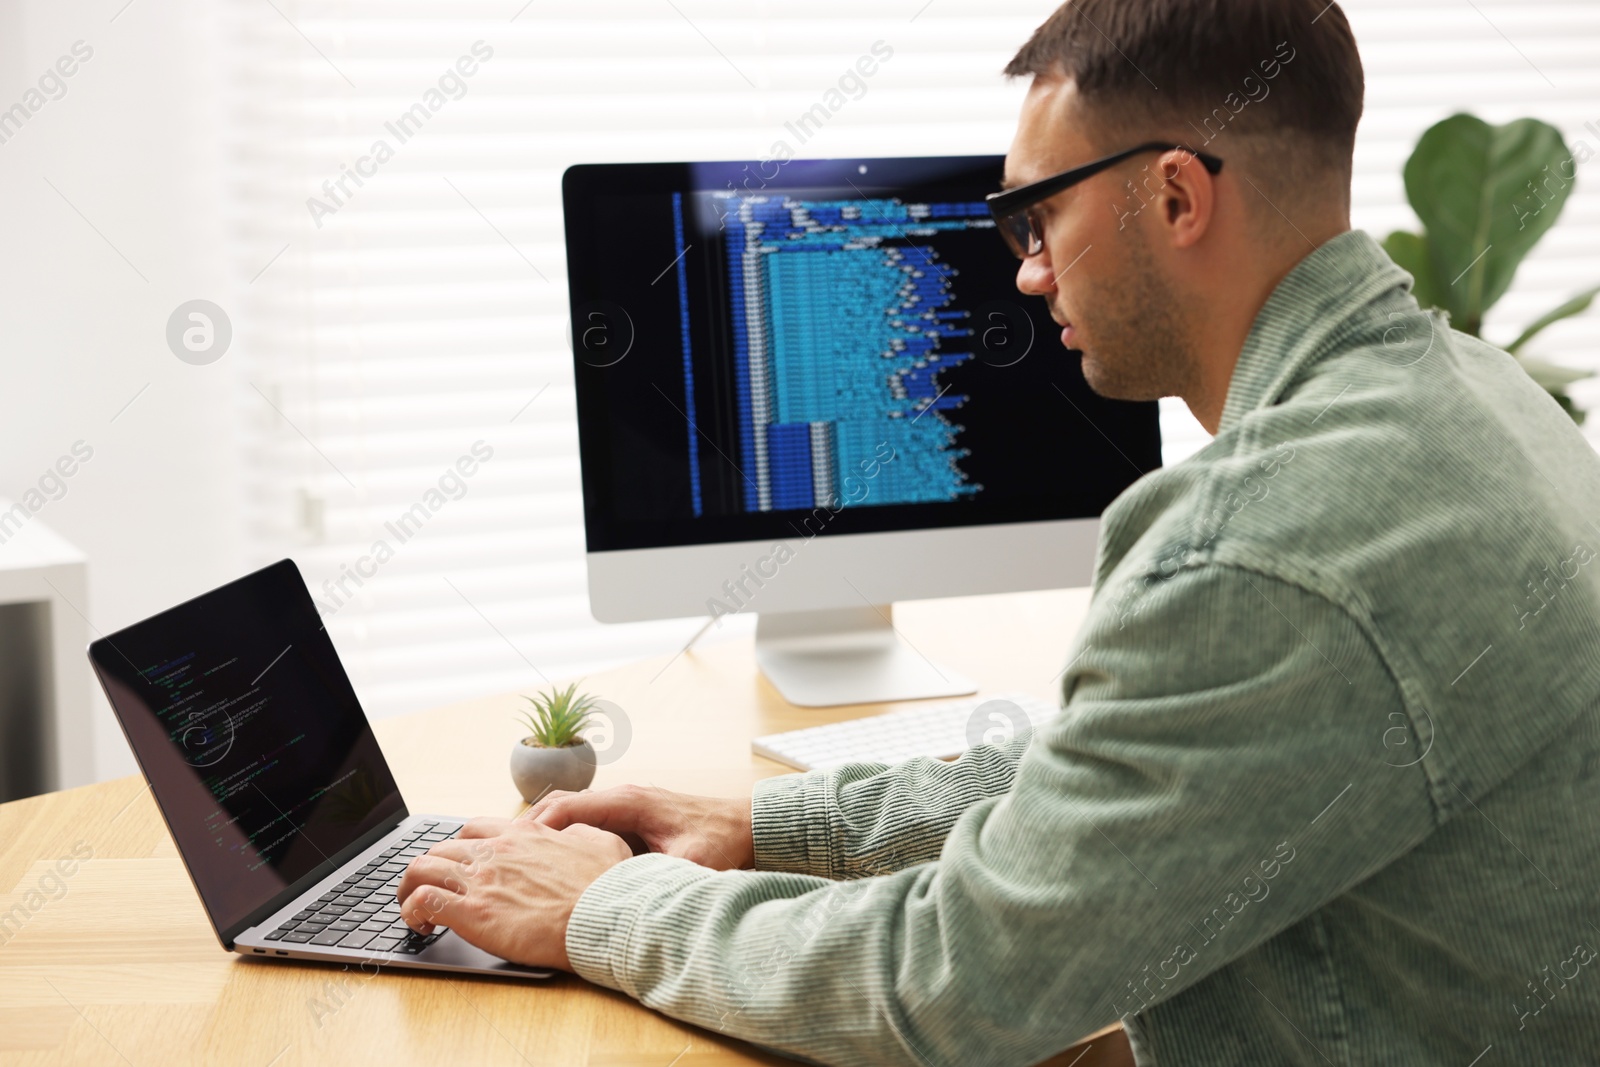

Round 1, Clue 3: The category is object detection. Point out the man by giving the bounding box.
[398,1,1600,1062]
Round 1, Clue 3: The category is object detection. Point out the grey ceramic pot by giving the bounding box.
[510,738,597,803]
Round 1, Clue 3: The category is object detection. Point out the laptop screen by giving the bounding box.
[89,559,405,940]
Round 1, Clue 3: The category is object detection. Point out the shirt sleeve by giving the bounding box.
[749,727,1034,879]
[565,565,1438,1067]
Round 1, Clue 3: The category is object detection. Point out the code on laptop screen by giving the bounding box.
[89,559,404,941]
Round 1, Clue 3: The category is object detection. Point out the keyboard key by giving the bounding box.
[289,910,313,922]
[352,902,381,914]
[328,920,361,932]
[317,892,340,903]
[359,919,389,932]
[281,931,315,943]
[367,936,403,952]
[304,914,335,926]
[265,929,288,940]
[338,930,378,950]
[310,928,349,946]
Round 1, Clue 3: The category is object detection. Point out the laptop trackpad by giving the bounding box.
[419,931,556,978]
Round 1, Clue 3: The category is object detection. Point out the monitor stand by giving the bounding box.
[754,606,976,708]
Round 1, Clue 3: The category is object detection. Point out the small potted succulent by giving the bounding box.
[510,681,600,804]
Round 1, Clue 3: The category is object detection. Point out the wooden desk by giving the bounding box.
[0,588,1131,1066]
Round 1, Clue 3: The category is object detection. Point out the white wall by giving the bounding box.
[2,0,1597,784]
[0,0,241,781]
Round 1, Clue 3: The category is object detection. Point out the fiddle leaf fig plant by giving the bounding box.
[516,681,598,748]
[1382,113,1597,422]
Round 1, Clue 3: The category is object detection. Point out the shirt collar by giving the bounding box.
[1217,229,1415,435]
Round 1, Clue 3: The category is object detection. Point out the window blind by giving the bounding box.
[225,0,1600,720]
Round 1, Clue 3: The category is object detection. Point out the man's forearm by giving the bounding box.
[751,730,1034,879]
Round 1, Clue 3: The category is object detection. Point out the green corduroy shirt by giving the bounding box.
[565,230,1600,1066]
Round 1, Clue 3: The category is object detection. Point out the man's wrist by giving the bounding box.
[734,795,756,869]
[564,853,714,990]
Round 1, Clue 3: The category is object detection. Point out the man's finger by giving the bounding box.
[518,789,576,821]
[532,788,648,835]
[456,816,516,840]
[396,853,470,907]
[399,882,466,935]
[422,837,495,869]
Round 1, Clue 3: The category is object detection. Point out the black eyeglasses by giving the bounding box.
[986,141,1224,258]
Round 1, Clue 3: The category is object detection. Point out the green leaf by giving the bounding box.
[1402,113,1574,335]
[1505,284,1600,355]
[1381,230,1445,312]
[1516,354,1594,392]
[517,680,598,747]
[1546,385,1586,425]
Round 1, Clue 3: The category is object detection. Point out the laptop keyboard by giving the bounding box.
[262,819,463,954]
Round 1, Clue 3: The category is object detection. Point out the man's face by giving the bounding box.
[1003,76,1196,401]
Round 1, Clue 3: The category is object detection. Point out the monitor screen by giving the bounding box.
[88,560,404,941]
[562,156,1162,554]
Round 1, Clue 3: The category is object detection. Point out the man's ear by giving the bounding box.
[1152,149,1215,250]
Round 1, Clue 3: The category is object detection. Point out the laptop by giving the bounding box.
[87,558,553,980]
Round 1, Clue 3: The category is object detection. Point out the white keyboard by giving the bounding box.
[752,692,1058,771]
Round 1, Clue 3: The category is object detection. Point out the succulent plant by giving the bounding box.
[516,681,598,748]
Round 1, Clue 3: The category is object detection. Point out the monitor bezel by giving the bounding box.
[561,155,1162,556]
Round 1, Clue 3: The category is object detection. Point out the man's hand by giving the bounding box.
[524,784,755,871]
[395,817,631,971]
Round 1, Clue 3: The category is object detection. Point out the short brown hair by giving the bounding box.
[1005,0,1363,209]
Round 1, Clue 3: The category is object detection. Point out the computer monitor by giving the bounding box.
[561,155,1161,706]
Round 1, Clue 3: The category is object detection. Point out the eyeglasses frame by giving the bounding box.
[985,141,1225,258]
